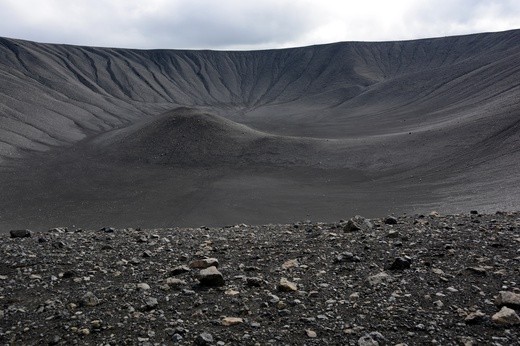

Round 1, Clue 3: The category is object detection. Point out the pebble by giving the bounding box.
[81,292,100,307]
[137,283,151,290]
[306,329,317,338]
[222,317,244,326]
[278,278,298,292]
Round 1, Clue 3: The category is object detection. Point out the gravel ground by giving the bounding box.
[1,211,519,345]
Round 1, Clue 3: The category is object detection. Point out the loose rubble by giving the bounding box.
[1,212,519,345]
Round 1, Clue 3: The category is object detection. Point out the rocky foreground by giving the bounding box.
[1,212,519,345]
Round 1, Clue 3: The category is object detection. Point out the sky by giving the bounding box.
[0,0,519,50]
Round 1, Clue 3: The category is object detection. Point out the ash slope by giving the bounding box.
[0,31,520,229]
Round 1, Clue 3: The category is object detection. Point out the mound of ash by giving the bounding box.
[1,211,519,345]
[93,108,322,167]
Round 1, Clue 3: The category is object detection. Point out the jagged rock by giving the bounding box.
[10,229,32,238]
[198,266,225,286]
[464,310,487,324]
[358,332,386,346]
[492,306,520,325]
[190,258,219,269]
[170,265,191,275]
[388,256,412,270]
[278,278,298,292]
[343,216,373,232]
[195,332,214,345]
[143,297,158,311]
[384,216,398,225]
[496,291,520,309]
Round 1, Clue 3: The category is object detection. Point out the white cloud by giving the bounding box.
[0,0,518,49]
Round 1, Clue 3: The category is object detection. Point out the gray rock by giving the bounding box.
[358,332,386,346]
[10,229,32,238]
[190,258,219,269]
[496,291,520,309]
[195,332,214,345]
[384,216,398,225]
[198,266,225,286]
[143,297,158,311]
[343,215,373,232]
[81,292,100,307]
[170,265,191,276]
[492,306,520,325]
[246,277,264,287]
[389,256,412,270]
[464,310,487,325]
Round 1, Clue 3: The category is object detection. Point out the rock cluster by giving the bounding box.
[1,211,519,345]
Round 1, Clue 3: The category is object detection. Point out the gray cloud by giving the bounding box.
[0,0,518,50]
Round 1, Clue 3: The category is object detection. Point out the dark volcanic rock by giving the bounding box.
[198,266,225,286]
[9,229,32,238]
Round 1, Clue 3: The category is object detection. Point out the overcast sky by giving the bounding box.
[0,0,519,50]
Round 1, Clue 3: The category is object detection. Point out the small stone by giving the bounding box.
[79,328,90,336]
[358,332,386,346]
[137,283,151,290]
[142,250,153,258]
[389,256,412,270]
[190,258,219,269]
[367,272,393,286]
[349,292,360,301]
[246,277,264,287]
[222,317,244,326]
[198,266,225,286]
[225,289,240,296]
[165,278,187,288]
[81,292,100,307]
[384,216,398,225]
[172,333,183,342]
[282,259,299,269]
[496,291,520,309]
[195,332,214,345]
[278,278,298,292]
[306,329,317,338]
[491,306,520,325]
[170,265,191,275]
[143,297,159,310]
[465,310,487,324]
[10,229,32,238]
